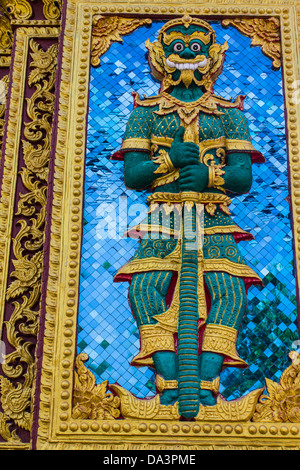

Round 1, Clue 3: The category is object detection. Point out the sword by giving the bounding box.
[177,128,206,419]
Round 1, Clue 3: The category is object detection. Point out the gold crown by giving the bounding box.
[157,15,216,43]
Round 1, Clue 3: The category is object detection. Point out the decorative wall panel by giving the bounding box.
[0,0,300,451]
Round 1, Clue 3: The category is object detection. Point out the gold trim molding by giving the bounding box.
[0,0,300,451]
[0,25,59,447]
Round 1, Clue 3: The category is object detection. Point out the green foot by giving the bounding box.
[160,389,179,405]
[199,390,216,406]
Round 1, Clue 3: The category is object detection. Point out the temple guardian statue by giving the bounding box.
[112,16,265,419]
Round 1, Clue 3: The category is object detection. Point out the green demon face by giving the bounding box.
[161,25,214,88]
[146,18,227,90]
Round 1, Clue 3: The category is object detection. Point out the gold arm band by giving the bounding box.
[226,139,256,152]
[156,375,178,392]
[200,377,220,394]
[121,137,151,151]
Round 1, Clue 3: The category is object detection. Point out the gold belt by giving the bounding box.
[147,192,231,216]
[148,191,231,206]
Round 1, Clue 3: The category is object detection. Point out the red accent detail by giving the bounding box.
[232,232,254,243]
[250,151,265,164]
[226,148,265,164]
[174,333,178,354]
[132,91,139,109]
[111,149,126,161]
[114,273,133,283]
[238,95,246,111]
[244,277,264,291]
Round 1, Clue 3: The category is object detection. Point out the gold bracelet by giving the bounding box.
[200,377,220,394]
[208,165,215,188]
[207,163,226,193]
[156,374,178,392]
[153,150,175,174]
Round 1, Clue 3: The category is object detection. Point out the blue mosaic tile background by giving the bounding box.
[77,20,299,400]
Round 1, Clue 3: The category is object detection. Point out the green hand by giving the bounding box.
[179,163,208,192]
[169,126,199,168]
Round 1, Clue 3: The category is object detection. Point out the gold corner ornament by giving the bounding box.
[253,351,300,422]
[72,353,121,420]
[91,15,152,67]
[222,17,281,70]
[0,38,58,441]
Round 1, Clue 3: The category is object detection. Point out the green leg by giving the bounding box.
[153,351,178,405]
[198,352,224,405]
[129,271,173,327]
[199,272,247,405]
[129,271,178,404]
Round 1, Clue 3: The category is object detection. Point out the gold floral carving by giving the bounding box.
[72,353,121,420]
[253,352,300,422]
[0,14,12,67]
[0,38,57,440]
[42,0,62,20]
[0,15,13,51]
[91,15,152,67]
[222,17,281,69]
[1,0,32,20]
[0,412,21,442]
[110,383,264,422]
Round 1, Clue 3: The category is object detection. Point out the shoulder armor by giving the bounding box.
[132,91,163,109]
[212,94,246,111]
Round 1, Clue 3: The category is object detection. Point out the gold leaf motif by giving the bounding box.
[0,412,21,442]
[0,376,31,430]
[253,352,300,422]
[6,251,43,300]
[219,202,231,215]
[91,15,152,67]
[72,353,121,420]
[205,202,217,216]
[222,17,281,69]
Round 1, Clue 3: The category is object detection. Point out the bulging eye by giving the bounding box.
[190,43,201,52]
[173,42,184,53]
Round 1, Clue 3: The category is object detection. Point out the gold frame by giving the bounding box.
[1,0,300,450]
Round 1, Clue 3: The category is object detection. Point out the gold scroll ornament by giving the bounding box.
[222,17,281,70]
[91,15,152,67]
[0,0,61,21]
